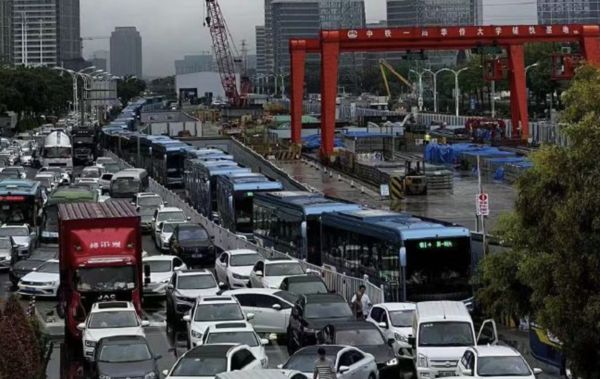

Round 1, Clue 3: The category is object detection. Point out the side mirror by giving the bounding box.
[141,320,150,327]
[77,322,85,331]
[533,368,543,376]
[182,315,191,322]
[339,366,350,374]
[378,322,388,329]
[462,369,473,376]
[255,270,263,277]
[246,312,255,321]
[260,338,269,345]
[272,303,282,311]
[387,338,395,347]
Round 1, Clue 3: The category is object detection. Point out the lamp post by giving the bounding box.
[436,67,470,117]
[53,67,78,114]
[409,69,426,111]
[525,62,540,113]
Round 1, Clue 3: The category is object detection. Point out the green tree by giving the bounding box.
[476,65,600,378]
[117,76,147,105]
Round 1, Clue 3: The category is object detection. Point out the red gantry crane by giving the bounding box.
[204,0,252,106]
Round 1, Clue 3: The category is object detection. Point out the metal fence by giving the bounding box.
[105,151,385,304]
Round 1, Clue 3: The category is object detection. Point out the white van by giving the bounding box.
[409,301,497,379]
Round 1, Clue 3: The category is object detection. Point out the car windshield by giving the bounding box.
[88,311,139,329]
[194,303,244,322]
[171,356,227,377]
[0,227,28,236]
[146,260,171,273]
[336,328,385,345]
[265,262,304,276]
[305,302,353,319]
[418,322,474,347]
[230,253,260,267]
[162,223,178,233]
[157,211,185,222]
[179,227,209,241]
[284,353,323,372]
[111,178,139,194]
[0,172,18,179]
[477,356,532,376]
[103,163,121,173]
[390,310,414,327]
[206,331,259,347]
[0,238,11,248]
[138,196,162,207]
[177,274,216,290]
[288,281,328,295]
[98,342,151,363]
[76,266,136,292]
[37,261,59,273]
[82,169,100,178]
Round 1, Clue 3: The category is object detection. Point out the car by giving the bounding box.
[215,249,261,289]
[169,223,215,266]
[20,154,33,166]
[99,161,122,174]
[17,258,60,297]
[79,301,150,361]
[151,207,188,242]
[74,177,100,187]
[316,321,401,378]
[216,369,307,379]
[133,192,163,232]
[249,257,306,289]
[142,255,187,297]
[222,288,297,334]
[94,335,161,379]
[279,275,329,295]
[0,224,37,259]
[202,322,269,367]
[183,295,251,347]
[0,237,15,270]
[39,166,70,184]
[287,293,354,354]
[163,344,262,379]
[156,220,186,251]
[166,270,223,323]
[1,166,26,179]
[456,345,543,378]
[367,302,416,355]
[81,166,103,179]
[34,172,60,191]
[95,157,116,166]
[98,172,113,193]
[8,246,57,286]
[280,345,379,379]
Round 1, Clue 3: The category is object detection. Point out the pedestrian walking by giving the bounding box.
[314,347,337,379]
[351,284,372,320]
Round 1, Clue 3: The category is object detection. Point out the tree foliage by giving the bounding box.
[117,76,147,105]
[476,65,600,377]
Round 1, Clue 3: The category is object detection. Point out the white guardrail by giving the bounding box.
[106,151,386,304]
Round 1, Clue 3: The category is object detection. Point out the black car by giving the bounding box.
[94,335,161,379]
[9,247,57,286]
[287,293,354,354]
[168,224,215,266]
[317,321,403,378]
[280,275,329,295]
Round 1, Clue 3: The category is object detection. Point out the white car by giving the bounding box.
[17,259,60,297]
[183,295,252,348]
[98,172,113,193]
[20,154,33,166]
[35,172,60,191]
[456,345,542,378]
[166,270,223,323]
[79,301,149,361]
[0,224,37,259]
[152,207,188,243]
[39,167,70,184]
[367,302,416,354]
[202,322,269,368]
[81,166,103,180]
[163,344,262,379]
[249,257,305,289]
[215,249,261,288]
[142,255,187,297]
[222,288,296,334]
[280,345,379,379]
[156,220,186,251]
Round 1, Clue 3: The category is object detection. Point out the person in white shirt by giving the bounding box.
[351,285,372,320]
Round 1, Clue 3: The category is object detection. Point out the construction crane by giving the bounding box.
[204,0,251,106]
[379,59,413,100]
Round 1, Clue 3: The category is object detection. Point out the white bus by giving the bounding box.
[42,131,73,172]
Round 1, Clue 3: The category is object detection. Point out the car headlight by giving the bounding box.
[44,281,57,286]
[386,357,399,366]
[394,332,408,342]
[417,353,428,368]
[85,340,96,348]
[144,372,157,379]
[191,329,203,339]
[232,273,245,279]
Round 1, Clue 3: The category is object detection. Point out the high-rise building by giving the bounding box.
[387,0,481,27]
[12,0,59,66]
[537,0,600,24]
[110,26,142,77]
[174,53,214,75]
[0,0,12,65]
[264,0,274,74]
[255,25,266,74]
[57,0,82,66]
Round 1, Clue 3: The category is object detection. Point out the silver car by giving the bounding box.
[0,224,37,259]
[0,237,15,269]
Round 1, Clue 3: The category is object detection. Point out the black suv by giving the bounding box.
[168,224,215,266]
[286,293,354,354]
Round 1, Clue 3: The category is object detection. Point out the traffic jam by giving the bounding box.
[0,102,544,379]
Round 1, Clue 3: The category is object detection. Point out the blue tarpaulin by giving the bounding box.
[302,134,343,150]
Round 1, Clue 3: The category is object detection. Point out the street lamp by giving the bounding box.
[53,66,78,114]
[433,67,470,117]
[409,69,426,111]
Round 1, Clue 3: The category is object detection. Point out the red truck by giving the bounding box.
[58,201,142,340]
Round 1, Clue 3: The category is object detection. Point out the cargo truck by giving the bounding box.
[58,201,142,341]
[71,127,96,165]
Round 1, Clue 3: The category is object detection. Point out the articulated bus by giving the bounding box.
[150,140,188,187]
[0,180,44,227]
[216,173,283,237]
[320,209,473,303]
[138,135,171,175]
[252,191,361,265]
[41,186,99,242]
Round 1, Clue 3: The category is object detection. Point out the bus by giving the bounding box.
[216,173,283,237]
[41,186,99,242]
[320,209,472,303]
[150,140,188,187]
[42,131,73,172]
[252,191,361,264]
[0,180,44,227]
[183,149,234,201]
[188,160,250,219]
[138,135,171,175]
[110,169,149,199]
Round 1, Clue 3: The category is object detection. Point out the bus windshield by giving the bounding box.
[76,266,136,292]
[44,147,71,159]
[234,193,253,233]
[0,198,36,225]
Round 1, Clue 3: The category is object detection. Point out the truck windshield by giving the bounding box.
[44,147,71,159]
[418,322,474,347]
[76,266,136,292]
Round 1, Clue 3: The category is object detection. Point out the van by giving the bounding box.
[110,169,149,199]
[409,301,497,379]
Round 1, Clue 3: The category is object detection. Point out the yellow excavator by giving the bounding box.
[379,59,414,110]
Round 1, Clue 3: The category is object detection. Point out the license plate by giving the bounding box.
[192,253,203,258]
[438,371,456,377]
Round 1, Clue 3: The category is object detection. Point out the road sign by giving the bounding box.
[380,184,390,198]
[476,193,489,216]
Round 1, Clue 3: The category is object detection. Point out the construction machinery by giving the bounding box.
[379,59,414,109]
[402,160,428,196]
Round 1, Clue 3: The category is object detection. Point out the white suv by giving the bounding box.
[183,295,254,348]
[202,322,269,368]
[248,257,305,289]
[151,207,188,242]
[78,301,149,361]
[215,249,261,288]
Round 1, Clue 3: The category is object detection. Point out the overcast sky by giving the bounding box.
[81,0,537,77]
